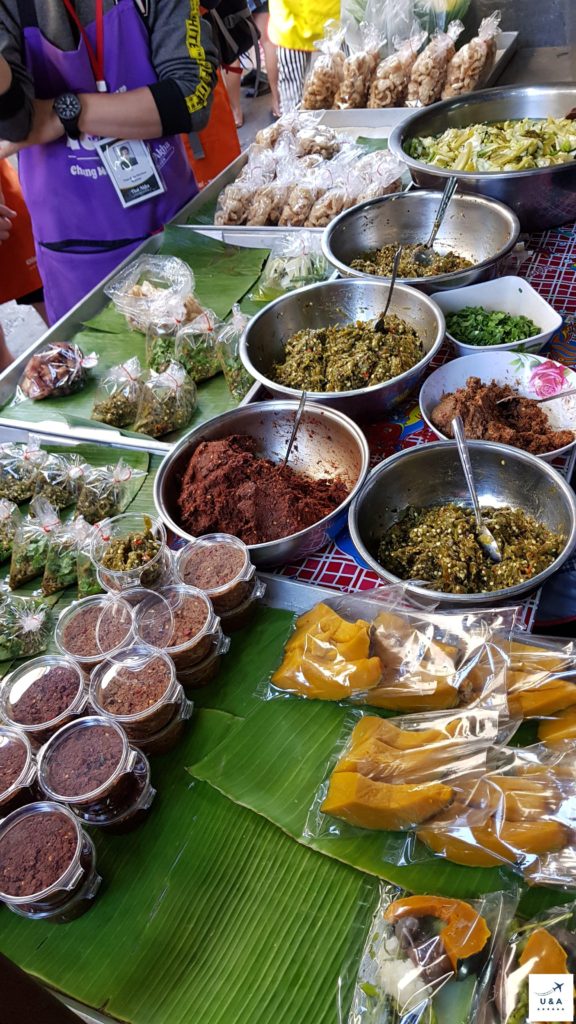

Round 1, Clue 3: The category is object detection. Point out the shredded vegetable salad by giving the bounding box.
[408,117,576,172]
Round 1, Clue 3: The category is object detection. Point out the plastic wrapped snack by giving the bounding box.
[494,900,576,1024]
[174,311,221,383]
[334,49,380,109]
[76,459,146,525]
[214,181,254,226]
[104,255,197,332]
[254,122,284,149]
[16,342,97,401]
[346,150,405,206]
[134,361,197,437]
[407,22,464,106]
[0,500,21,564]
[34,453,87,509]
[294,123,342,159]
[92,356,146,427]
[8,498,60,589]
[0,440,48,504]
[246,181,291,226]
[251,233,328,302]
[344,884,516,1024]
[215,304,254,401]
[368,31,427,108]
[0,596,52,661]
[278,183,322,227]
[301,21,346,110]
[442,13,501,99]
[42,517,92,597]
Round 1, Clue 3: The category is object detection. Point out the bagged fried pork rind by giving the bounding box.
[215,304,254,401]
[347,149,405,205]
[251,233,328,302]
[0,439,47,504]
[442,13,501,99]
[104,255,199,332]
[34,452,87,509]
[334,22,382,110]
[0,595,52,661]
[407,21,464,106]
[76,459,146,525]
[0,499,21,563]
[301,20,346,110]
[15,342,98,402]
[134,361,197,437]
[215,149,277,225]
[342,883,517,1024]
[368,30,427,108]
[76,519,102,599]
[493,899,576,1024]
[174,310,221,383]
[92,356,146,427]
[42,516,94,597]
[8,497,61,589]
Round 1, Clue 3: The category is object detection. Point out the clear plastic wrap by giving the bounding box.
[34,453,87,509]
[334,42,380,110]
[250,233,328,302]
[134,361,197,437]
[104,255,198,332]
[0,596,52,661]
[301,21,346,111]
[0,440,47,504]
[342,883,517,1024]
[407,21,464,106]
[0,499,21,564]
[442,13,501,100]
[75,459,146,526]
[368,31,427,108]
[216,148,278,226]
[42,517,89,597]
[8,498,61,589]
[91,356,146,427]
[503,634,576,726]
[493,900,576,1024]
[215,304,254,401]
[15,343,98,402]
[352,150,405,204]
[76,519,102,599]
[174,311,221,383]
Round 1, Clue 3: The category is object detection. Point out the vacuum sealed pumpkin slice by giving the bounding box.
[506,633,576,719]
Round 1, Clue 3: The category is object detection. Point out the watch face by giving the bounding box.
[55,93,81,122]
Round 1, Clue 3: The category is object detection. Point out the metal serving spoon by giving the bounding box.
[452,415,502,563]
[413,177,458,268]
[375,246,403,332]
[496,386,576,406]
[281,390,307,468]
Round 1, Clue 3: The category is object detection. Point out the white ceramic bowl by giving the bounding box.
[431,276,563,356]
[420,351,576,461]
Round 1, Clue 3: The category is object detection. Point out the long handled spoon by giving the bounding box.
[452,415,502,563]
[375,246,403,332]
[281,390,307,468]
[497,386,576,406]
[413,177,458,268]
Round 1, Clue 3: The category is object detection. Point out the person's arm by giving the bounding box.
[0,15,35,144]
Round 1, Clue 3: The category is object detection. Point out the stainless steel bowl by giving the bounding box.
[389,84,576,232]
[240,278,445,418]
[348,441,576,606]
[322,190,520,294]
[153,400,370,568]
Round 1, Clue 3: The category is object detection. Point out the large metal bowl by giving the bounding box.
[153,400,370,568]
[240,279,445,418]
[348,441,576,606]
[322,190,520,294]
[389,84,576,231]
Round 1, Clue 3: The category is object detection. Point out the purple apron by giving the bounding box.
[18,0,198,323]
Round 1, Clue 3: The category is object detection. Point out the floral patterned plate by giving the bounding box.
[419,351,576,462]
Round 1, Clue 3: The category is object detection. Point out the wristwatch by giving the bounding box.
[53,93,82,140]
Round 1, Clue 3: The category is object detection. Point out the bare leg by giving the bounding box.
[253,12,280,117]
[32,300,48,325]
[223,62,244,128]
[0,323,13,372]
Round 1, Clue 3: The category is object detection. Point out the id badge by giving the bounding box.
[96,138,165,208]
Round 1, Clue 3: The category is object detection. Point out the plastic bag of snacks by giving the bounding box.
[92,356,147,427]
[215,304,254,401]
[442,12,501,99]
[407,21,464,106]
[76,519,102,599]
[343,883,517,1024]
[278,158,339,227]
[215,150,277,225]
[251,233,328,303]
[0,595,52,661]
[301,21,346,110]
[494,899,576,1023]
[0,439,47,503]
[8,497,61,589]
[0,499,21,563]
[368,30,427,107]
[104,255,202,332]
[334,22,382,109]
[174,311,221,383]
[134,361,197,437]
[353,150,405,203]
[34,452,87,509]
[15,342,98,402]
[42,517,93,597]
[76,459,146,525]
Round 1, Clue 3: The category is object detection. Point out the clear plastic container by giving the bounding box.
[136,698,193,756]
[97,548,175,595]
[0,656,86,746]
[0,801,100,922]
[219,578,267,633]
[90,513,170,592]
[175,534,255,614]
[54,595,134,672]
[0,726,36,815]
[75,749,155,833]
[177,633,231,690]
[133,585,220,671]
[37,716,154,831]
[90,645,182,739]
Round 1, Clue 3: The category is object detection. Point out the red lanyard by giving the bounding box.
[61,0,107,91]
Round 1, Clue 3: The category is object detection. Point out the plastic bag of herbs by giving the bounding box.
[76,519,103,598]
[0,439,48,504]
[92,356,147,427]
[75,458,146,525]
[134,361,197,437]
[250,231,328,303]
[215,304,254,401]
[0,595,52,661]
[34,452,88,509]
[8,497,61,589]
[42,516,94,597]
[0,499,21,564]
[174,310,222,383]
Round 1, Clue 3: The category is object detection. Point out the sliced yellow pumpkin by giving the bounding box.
[485,775,562,822]
[384,896,491,971]
[519,928,570,975]
[539,708,576,745]
[367,674,460,712]
[509,678,576,718]
[321,771,453,830]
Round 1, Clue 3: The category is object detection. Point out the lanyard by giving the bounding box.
[61,0,107,91]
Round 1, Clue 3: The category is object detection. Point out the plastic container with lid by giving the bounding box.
[37,716,155,832]
[90,645,183,740]
[136,697,194,756]
[90,512,171,592]
[0,726,36,816]
[54,595,134,672]
[133,585,221,671]
[175,534,256,615]
[177,633,231,690]
[0,656,86,746]
[0,801,100,921]
[220,578,267,633]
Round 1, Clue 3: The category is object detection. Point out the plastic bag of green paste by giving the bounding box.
[0,499,21,563]
[92,356,146,427]
[76,519,102,598]
[8,497,61,589]
[76,459,146,525]
[42,517,93,597]
[134,361,197,437]
[34,452,88,509]
[0,439,47,504]
[0,595,52,661]
[216,304,254,401]
[174,310,222,383]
